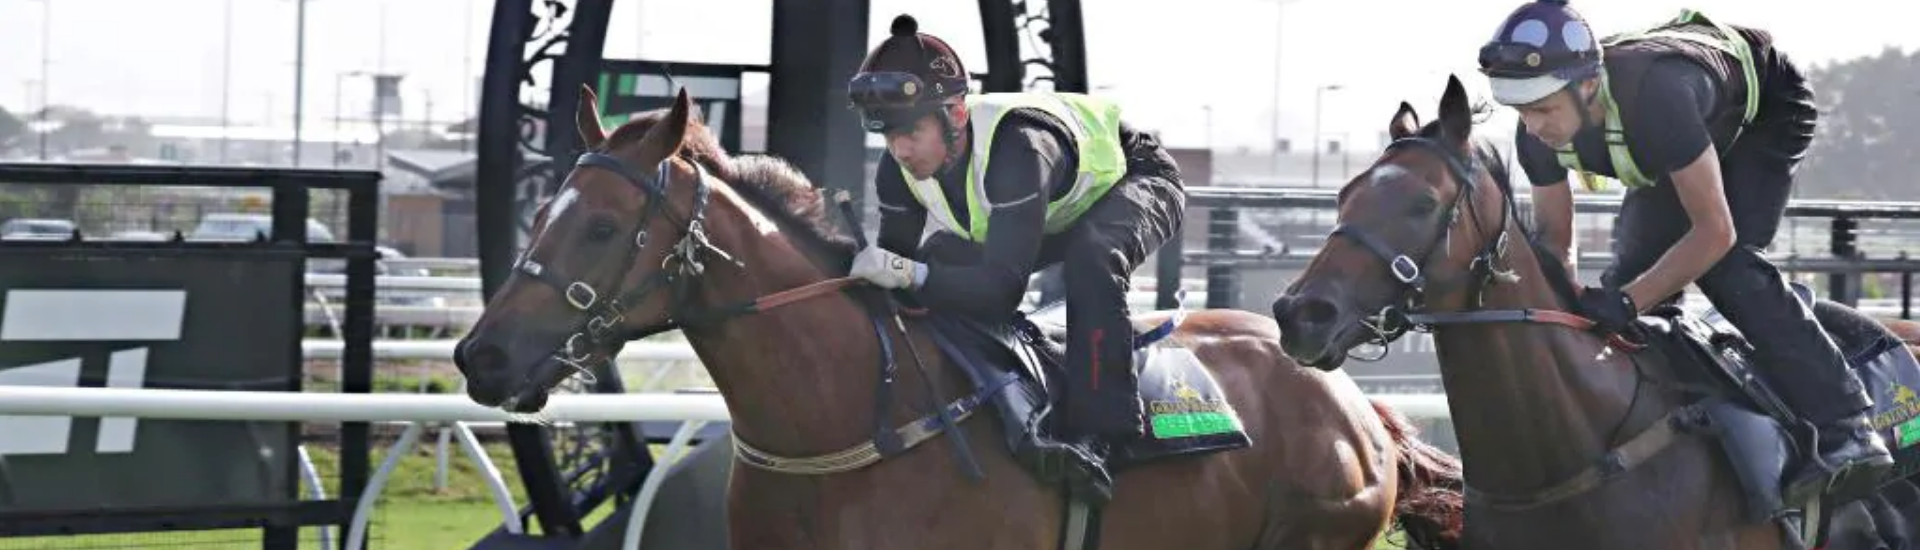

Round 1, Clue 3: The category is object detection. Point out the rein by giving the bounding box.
[1329,135,1670,511]
[529,150,999,478]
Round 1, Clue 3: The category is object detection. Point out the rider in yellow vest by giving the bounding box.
[844,15,1187,483]
[1479,0,1892,499]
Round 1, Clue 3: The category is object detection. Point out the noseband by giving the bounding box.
[512,151,742,381]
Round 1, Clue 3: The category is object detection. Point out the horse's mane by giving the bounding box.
[603,109,860,267]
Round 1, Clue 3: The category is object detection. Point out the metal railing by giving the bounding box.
[1163,186,1920,316]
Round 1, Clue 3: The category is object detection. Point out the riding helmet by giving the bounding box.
[846,14,971,134]
[1477,0,1604,106]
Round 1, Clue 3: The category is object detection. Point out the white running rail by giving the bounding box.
[0,385,1448,550]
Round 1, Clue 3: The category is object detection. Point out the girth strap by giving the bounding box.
[731,371,1018,475]
[1466,406,1689,511]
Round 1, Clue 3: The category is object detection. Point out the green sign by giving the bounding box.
[596,60,746,152]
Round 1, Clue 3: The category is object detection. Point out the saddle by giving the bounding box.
[1626,282,1920,530]
[912,300,1253,505]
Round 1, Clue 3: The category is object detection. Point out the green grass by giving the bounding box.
[0,442,556,550]
[0,437,1423,549]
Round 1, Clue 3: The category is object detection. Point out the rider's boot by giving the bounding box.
[1692,248,1894,503]
[1054,321,1144,506]
[1795,410,1895,503]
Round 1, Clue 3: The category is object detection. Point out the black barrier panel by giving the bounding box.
[0,162,378,548]
[0,248,301,512]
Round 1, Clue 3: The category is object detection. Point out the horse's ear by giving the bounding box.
[1437,74,1473,145]
[576,84,607,149]
[1388,101,1421,140]
[637,88,692,163]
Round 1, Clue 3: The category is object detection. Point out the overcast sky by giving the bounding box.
[1,0,1914,151]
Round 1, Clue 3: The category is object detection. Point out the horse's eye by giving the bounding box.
[587,219,618,241]
[1408,197,1438,218]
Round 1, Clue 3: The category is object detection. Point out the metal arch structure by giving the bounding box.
[471,0,1086,542]
[979,0,1089,94]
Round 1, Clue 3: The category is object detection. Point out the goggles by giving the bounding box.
[847,71,942,134]
[848,71,930,108]
[1477,41,1596,78]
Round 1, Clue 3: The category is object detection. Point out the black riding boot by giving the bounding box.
[1060,248,1145,447]
[1694,247,1893,501]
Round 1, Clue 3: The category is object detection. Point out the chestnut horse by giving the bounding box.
[1271,74,1920,550]
[450,85,1465,550]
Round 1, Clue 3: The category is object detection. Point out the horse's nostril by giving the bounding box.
[455,341,515,406]
[1295,296,1339,326]
[1275,294,1341,329]
[1290,296,1336,326]
[1271,296,1294,319]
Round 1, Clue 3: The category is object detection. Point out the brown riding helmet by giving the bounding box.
[847,14,971,134]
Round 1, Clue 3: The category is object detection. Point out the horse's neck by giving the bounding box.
[677,196,958,456]
[1430,227,1646,493]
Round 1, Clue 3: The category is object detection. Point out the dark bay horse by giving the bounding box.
[450,85,1465,550]
[1270,74,1920,550]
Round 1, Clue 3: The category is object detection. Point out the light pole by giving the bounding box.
[291,0,310,166]
[334,71,370,167]
[1311,83,1343,187]
[220,0,234,163]
[37,0,52,160]
[1269,0,1310,174]
[1201,104,1215,151]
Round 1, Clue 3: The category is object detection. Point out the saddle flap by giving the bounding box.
[1113,343,1253,468]
[1854,334,1920,463]
[1697,399,1796,523]
[922,305,1251,482]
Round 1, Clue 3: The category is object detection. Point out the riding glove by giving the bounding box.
[850,245,927,290]
[1576,285,1638,335]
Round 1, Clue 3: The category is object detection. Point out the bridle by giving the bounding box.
[1323,135,1527,357]
[510,150,746,384]
[1330,135,1650,356]
[1321,134,1675,513]
[504,149,1001,479]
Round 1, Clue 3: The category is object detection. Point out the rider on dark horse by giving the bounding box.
[1478,0,1893,495]
[843,14,1187,492]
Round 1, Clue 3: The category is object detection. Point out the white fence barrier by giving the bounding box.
[0,385,1446,550]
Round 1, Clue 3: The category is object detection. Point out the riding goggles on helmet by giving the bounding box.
[1477,41,1597,78]
[847,71,945,134]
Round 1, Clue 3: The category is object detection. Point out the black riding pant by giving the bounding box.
[1601,78,1872,425]
[1057,131,1186,441]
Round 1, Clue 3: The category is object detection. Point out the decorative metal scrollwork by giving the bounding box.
[1012,1,1058,91]
[510,0,578,249]
[1009,1,1088,93]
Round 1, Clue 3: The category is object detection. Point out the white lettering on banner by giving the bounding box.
[0,290,186,456]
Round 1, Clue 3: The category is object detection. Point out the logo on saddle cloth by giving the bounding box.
[1870,384,1920,449]
[1144,353,1242,440]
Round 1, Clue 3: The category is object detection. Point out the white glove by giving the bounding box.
[850,245,926,290]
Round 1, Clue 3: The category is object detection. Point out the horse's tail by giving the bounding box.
[1370,397,1464,550]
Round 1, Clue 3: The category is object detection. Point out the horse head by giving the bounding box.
[453,85,730,412]
[1271,74,1517,370]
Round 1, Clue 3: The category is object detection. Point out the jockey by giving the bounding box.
[1478,0,1893,498]
[844,14,1187,480]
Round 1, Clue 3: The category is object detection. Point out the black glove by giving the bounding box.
[1576,285,1637,335]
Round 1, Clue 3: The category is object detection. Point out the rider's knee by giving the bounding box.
[1699,245,1781,291]
[1063,236,1128,274]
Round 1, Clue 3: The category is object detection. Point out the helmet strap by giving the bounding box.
[1566,78,1598,131]
[935,103,968,175]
